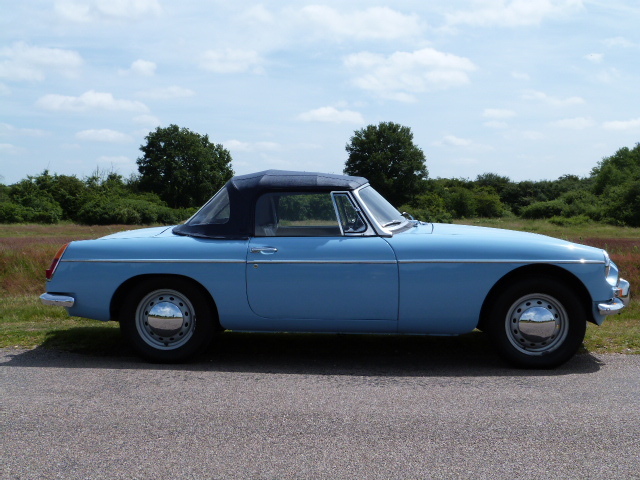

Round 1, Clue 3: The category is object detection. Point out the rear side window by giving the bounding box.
[255,192,341,237]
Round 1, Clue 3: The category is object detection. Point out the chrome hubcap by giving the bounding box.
[135,289,195,350]
[505,293,568,355]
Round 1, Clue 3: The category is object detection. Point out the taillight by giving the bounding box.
[46,243,70,280]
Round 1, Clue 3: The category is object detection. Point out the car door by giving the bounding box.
[246,191,398,328]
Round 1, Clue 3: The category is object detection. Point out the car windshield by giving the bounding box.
[187,187,230,225]
[357,186,407,230]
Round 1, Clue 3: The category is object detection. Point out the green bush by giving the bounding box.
[76,196,189,225]
[0,202,30,223]
[473,188,504,218]
[520,200,567,219]
[548,215,592,227]
[602,182,640,227]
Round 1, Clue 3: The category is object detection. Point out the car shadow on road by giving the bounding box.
[1,328,605,376]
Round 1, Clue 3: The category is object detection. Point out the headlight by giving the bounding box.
[604,251,620,286]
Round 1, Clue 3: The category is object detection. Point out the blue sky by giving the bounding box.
[1,0,639,185]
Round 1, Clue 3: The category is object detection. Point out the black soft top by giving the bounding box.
[173,170,368,238]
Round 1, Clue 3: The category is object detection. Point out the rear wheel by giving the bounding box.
[486,277,587,368]
[120,277,215,362]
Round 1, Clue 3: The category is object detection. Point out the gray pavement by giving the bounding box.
[1,333,639,479]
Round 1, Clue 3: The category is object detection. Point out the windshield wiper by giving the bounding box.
[382,220,403,228]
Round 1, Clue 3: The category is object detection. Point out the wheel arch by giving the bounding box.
[110,274,222,330]
[478,264,593,331]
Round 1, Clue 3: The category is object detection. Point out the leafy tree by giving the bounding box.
[591,143,640,195]
[475,173,511,196]
[32,171,87,220]
[137,124,234,208]
[344,122,428,206]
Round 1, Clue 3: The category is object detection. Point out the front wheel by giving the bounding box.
[120,277,215,363]
[486,277,587,368]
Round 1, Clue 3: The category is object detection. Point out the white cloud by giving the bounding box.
[37,90,148,112]
[120,59,156,76]
[522,90,585,106]
[225,140,282,152]
[298,107,364,124]
[0,143,23,155]
[133,115,161,127]
[584,53,604,63]
[97,155,133,165]
[432,135,492,151]
[0,42,83,82]
[483,108,516,119]
[595,68,621,84]
[484,121,508,129]
[511,71,530,81]
[76,129,133,142]
[549,117,594,129]
[345,48,476,102]
[446,0,584,27]
[521,130,545,140]
[55,0,162,22]
[437,135,473,147]
[603,36,636,48]
[0,123,48,137]
[137,86,195,99]
[243,4,274,24]
[602,118,640,130]
[298,6,424,40]
[200,49,264,74]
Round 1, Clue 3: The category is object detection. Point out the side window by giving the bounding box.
[255,192,341,237]
[333,193,367,234]
[188,187,230,225]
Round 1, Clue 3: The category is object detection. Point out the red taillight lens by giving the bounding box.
[46,243,70,280]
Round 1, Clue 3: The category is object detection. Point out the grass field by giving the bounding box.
[0,221,638,355]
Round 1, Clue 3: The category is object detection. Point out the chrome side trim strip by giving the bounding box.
[398,259,606,265]
[61,258,606,265]
[61,259,245,264]
[249,260,397,264]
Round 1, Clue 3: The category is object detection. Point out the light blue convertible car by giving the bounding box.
[41,170,630,367]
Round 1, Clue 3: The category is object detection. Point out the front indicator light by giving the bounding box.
[46,243,69,280]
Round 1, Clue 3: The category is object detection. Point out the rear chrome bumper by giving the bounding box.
[40,293,75,308]
[598,278,630,315]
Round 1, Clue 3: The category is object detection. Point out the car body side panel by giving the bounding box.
[46,236,253,324]
[246,236,398,329]
[386,224,612,332]
[395,262,514,334]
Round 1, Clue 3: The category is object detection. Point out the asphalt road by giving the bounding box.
[1,334,639,479]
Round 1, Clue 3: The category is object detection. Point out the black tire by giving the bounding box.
[486,276,587,369]
[120,277,215,363]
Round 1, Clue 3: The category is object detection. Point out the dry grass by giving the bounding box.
[0,221,638,354]
[0,224,136,295]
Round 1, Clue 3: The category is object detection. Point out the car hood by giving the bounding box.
[388,222,607,263]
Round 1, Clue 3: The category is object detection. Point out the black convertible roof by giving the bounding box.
[173,170,369,238]
[230,170,368,192]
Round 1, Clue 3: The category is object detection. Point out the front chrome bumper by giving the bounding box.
[40,293,75,308]
[598,278,631,315]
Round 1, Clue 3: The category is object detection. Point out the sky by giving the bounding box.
[1,0,639,186]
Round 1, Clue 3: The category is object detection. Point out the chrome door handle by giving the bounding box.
[250,246,278,254]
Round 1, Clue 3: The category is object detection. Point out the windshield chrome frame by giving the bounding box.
[352,184,408,237]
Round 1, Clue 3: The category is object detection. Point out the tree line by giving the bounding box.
[1,122,639,227]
